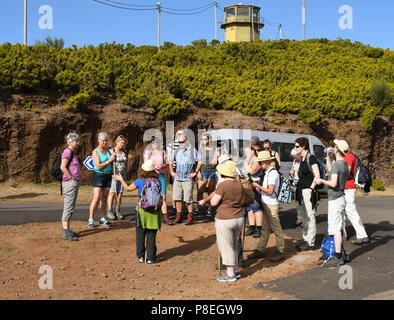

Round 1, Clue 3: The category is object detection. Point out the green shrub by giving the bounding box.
[361,107,379,132]
[121,88,146,108]
[271,119,284,125]
[64,92,90,111]
[372,179,385,191]
[370,79,391,107]
[297,109,324,127]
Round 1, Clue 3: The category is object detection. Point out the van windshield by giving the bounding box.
[313,145,326,162]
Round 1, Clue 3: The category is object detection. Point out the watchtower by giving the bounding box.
[220,4,264,42]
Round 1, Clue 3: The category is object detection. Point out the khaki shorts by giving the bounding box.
[173,180,194,203]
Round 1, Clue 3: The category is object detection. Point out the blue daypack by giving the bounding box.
[320,229,350,263]
[138,178,162,212]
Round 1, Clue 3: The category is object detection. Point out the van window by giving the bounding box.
[271,142,293,162]
[238,140,250,158]
[313,145,326,162]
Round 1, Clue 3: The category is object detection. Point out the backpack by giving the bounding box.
[270,150,281,171]
[306,153,328,189]
[138,178,162,212]
[320,229,350,263]
[236,174,255,207]
[50,148,75,196]
[350,153,372,192]
[277,177,293,204]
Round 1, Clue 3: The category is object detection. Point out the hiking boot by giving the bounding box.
[99,218,112,227]
[115,208,124,220]
[174,213,182,224]
[185,214,193,226]
[68,229,79,238]
[296,242,314,252]
[247,250,265,259]
[62,229,78,241]
[269,251,285,262]
[163,214,174,225]
[323,256,344,267]
[138,257,144,263]
[245,226,256,236]
[350,237,370,245]
[217,273,237,282]
[107,209,116,221]
[252,229,262,238]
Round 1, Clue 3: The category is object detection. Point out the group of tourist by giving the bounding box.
[59,129,370,280]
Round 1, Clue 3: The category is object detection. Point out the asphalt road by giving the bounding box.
[0,197,393,299]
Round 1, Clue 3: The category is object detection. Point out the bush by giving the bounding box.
[64,92,90,111]
[361,107,379,132]
[372,179,385,191]
[370,79,391,107]
[297,109,324,127]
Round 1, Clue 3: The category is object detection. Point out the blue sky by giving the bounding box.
[0,0,393,49]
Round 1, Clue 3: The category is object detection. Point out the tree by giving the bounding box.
[35,36,65,49]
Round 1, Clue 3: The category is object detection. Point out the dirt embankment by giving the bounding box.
[0,95,393,186]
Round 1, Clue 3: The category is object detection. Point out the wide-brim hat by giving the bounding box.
[218,153,232,164]
[216,160,237,178]
[141,159,156,172]
[333,139,349,153]
[253,151,275,162]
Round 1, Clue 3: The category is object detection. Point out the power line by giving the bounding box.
[93,0,156,11]
[162,5,215,16]
[103,0,156,8]
[161,2,214,12]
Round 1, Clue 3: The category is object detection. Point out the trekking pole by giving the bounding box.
[242,209,246,252]
[218,247,221,276]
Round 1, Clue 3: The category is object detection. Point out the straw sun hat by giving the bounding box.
[216,160,237,178]
[141,159,156,172]
[253,151,275,162]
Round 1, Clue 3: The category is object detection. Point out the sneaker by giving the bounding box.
[351,237,370,245]
[138,257,144,263]
[62,230,78,241]
[252,229,262,238]
[193,208,200,215]
[297,242,314,252]
[323,256,344,267]
[87,219,95,228]
[245,227,256,236]
[99,218,112,227]
[147,260,156,264]
[217,273,237,282]
[206,210,212,217]
[174,213,182,224]
[247,250,265,259]
[294,220,302,227]
[269,250,285,262]
[295,241,307,249]
[185,214,193,226]
[163,214,175,225]
[68,229,79,238]
[115,208,124,220]
[107,209,116,220]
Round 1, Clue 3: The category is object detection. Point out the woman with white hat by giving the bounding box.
[247,151,285,263]
[210,160,245,282]
[114,159,162,264]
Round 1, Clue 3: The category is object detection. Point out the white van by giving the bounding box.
[202,129,327,179]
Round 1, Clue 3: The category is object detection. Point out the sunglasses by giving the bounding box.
[295,145,301,148]
[263,147,270,150]
[179,140,187,144]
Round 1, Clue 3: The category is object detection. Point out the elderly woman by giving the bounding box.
[289,148,302,227]
[210,160,245,282]
[88,132,116,228]
[60,133,81,241]
[107,135,128,221]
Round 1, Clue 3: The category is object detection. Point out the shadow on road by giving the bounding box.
[78,220,135,237]
[0,193,47,200]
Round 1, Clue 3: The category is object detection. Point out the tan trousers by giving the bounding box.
[256,203,285,254]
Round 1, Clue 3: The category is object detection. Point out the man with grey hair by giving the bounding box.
[60,133,81,241]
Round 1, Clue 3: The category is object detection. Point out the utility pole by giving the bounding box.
[251,5,254,41]
[214,0,217,40]
[24,0,27,45]
[302,0,306,40]
[157,2,161,52]
[280,23,282,40]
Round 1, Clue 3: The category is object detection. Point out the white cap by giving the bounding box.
[218,153,232,164]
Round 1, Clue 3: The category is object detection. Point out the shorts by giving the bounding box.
[92,171,112,188]
[173,180,193,203]
[201,170,216,181]
[158,173,167,195]
[327,196,346,235]
[109,173,126,193]
[246,201,261,212]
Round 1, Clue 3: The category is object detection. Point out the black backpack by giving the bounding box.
[51,148,74,194]
[349,152,372,193]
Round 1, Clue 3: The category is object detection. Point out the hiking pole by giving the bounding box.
[218,247,221,276]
